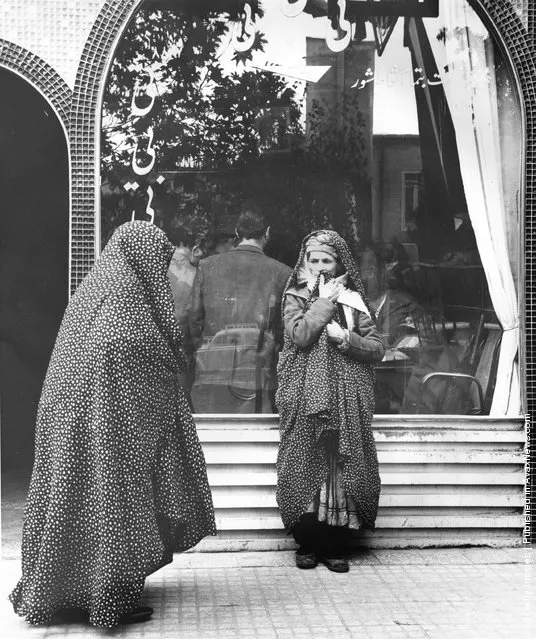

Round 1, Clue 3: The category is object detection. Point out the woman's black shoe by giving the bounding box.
[119,606,154,624]
[295,551,319,569]
[318,555,349,573]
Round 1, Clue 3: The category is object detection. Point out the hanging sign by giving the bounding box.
[281,0,438,19]
[370,15,399,56]
[345,1,439,17]
[280,0,437,55]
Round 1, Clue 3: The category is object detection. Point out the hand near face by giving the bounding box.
[318,273,343,303]
[318,274,340,302]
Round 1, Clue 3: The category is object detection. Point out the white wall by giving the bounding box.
[0,0,107,89]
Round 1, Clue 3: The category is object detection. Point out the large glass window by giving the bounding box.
[100,0,522,416]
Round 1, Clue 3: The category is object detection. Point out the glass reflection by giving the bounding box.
[100,0,521,415]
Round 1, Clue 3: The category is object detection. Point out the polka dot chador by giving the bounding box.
[276,230,381,533]
[9,221,216,627]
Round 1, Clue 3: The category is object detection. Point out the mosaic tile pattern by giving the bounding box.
[523,0,536,542]
[0,38,71,130]
[70,0,138,292]
[0,0,106,89]
[513,0,530,27]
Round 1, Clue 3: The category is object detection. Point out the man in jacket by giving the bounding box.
[189,206,291,413]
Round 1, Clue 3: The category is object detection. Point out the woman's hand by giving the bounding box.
[326,321,346,344]
[318,274,343,303]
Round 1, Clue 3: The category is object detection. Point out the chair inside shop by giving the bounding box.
[414,310,502,415]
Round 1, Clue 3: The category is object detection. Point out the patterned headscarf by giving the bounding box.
[304,232,338,258]
[80,220,187,370]
[287,229,374,319]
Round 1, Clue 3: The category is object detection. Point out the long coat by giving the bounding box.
[10,221,216,627]
[276,230,384,532]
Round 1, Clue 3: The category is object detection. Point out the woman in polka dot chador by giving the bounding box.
[10,221,216,627]
[276,230,384,573]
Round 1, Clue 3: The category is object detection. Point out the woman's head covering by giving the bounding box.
[287,229,374,318]
[100,219,175,296]
[70,220,186,370]
[304,232,338,259]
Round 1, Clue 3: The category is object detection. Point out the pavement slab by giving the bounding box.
[0,549,534,638]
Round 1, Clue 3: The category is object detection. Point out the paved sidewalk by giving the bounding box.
[1,548,534,638]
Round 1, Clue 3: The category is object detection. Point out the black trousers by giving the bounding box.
[292,513,348,558]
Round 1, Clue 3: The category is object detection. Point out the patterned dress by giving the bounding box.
[10,221,216,627]
[276,230,384,534]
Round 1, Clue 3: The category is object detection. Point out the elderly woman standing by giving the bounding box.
[276,230,384,572]
[10,221,216,627]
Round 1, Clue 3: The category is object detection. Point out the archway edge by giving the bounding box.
[0,45,72,296]
[0,39,72,133]
[0,65,70,470]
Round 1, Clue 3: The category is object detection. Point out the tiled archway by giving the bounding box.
[0,39,72,128]
[70,0,141,292]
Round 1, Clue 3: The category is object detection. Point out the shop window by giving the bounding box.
[100,0,522,416]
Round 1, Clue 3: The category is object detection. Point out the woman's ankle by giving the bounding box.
[296,545,316,556]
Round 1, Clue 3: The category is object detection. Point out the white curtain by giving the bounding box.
[423,3,521,415]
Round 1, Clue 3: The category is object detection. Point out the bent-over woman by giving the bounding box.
[10,221,216,627]
[276,230,384,572]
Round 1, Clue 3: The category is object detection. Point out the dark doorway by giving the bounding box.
[0,68,69,476]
